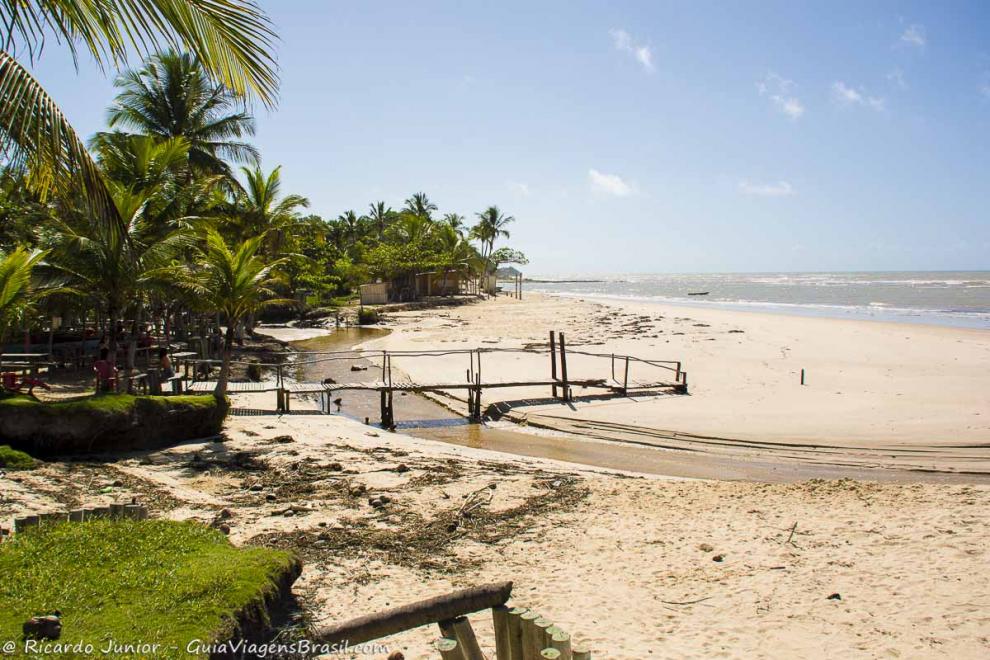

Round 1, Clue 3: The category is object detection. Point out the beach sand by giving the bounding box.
[4,402,988,658]
[3,296,989,658]
[365,294,990,475]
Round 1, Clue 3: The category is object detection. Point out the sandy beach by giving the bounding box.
[5,296,990,658]
[365,294,990,476]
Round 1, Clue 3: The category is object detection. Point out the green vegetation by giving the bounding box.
[357,307,380,325]
[0,392,216,415]
[0,394,225,455]
[0,519,299,656]
[0,48,526,366]
[0,444,35,470]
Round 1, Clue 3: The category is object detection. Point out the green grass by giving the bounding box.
[0,520,297,658]
[0,445,35,470]
[0,393,217,415]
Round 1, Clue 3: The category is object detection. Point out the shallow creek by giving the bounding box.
[286,328,970,483]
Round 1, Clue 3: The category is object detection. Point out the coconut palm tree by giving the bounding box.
[191,229,285,397]
[403,192,437,221]
[105,50,259,180]
[471,206,515,289]
[49,186,193,356]
[230,165,309,256]
[368,201,395,240]
[0,0,278,232]
[442,213,466,236]
[0,247,47,359]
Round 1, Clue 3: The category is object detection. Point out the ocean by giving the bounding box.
[526,272,990,329]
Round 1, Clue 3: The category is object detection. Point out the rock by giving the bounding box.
[283,509,295,517]
[350,365,367,372]
[366,431,379,437]
[388,652,405,660]
[273,435,294,444]
[265,494,277,502]
[23,613,61,640]
[712,554,724,562]
[369,497,384,508]
[699,543,714,553]
[349,484,367,497]
[378,494,392,504]
[217,508,232,520]
[218,524,230,535]
[827,593,842,600]
[394,464,409,473]
[327,462,344,472]
[249,484,264,492]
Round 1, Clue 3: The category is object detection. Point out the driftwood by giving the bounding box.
[314,581,512,647]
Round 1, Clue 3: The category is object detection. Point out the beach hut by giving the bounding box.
[494,266,524,299]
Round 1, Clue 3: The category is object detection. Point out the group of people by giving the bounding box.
[91,326,227,393]
[92,335,174,393]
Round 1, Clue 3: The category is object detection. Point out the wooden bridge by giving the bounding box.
[186,331,687,426]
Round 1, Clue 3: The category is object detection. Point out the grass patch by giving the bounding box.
[0,445,35,470]
[0,393,217,415]
[0,520,298,657]
[357,307,380,325]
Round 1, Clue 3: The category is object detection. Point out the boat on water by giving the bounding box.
[688,291,710,296]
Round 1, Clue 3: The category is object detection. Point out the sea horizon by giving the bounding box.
[525,270,990,329]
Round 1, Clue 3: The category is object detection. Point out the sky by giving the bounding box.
[25,0,990,275]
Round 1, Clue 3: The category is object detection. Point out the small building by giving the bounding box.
[359,282,390,305]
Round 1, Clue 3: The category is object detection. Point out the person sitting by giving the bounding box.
[93,348,117,392]
[158,348,174,379]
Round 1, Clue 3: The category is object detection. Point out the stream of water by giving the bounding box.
[283,327,977,484]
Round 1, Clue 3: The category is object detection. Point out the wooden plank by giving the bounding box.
[314,581,512,647]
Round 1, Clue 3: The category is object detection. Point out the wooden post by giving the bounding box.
[521,610,543,658]
[436,638,464,660]
[380,390,388,427]
[571,646,591,660]
[558,332,570,401]
[623,356,630,394]
[438,617,484,660]
[541,650,561,659]
[550,630,572,659]
[549,331,558,398]
[492,605,512,660]
[800,368,805,385]
[507,607,527,660]
[534,617,554,651]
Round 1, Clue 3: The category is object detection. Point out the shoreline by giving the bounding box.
[527,289,990,331]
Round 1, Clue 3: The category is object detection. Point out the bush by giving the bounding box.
[357,306,379,325]
[0,444,35,470]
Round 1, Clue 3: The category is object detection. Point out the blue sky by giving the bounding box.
[27,1,990,275]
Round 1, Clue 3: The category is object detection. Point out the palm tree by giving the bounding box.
[337,210,363,249]
[471,206,515,290]
[403,192,437,221]
[0,0,278,232]
[49,186,193,356]
[191,229,285,398]
[106,51,259,180]
[231,166,309,256]
[442,213,466,236]
[0,247,47,359]
[368,201,395,240]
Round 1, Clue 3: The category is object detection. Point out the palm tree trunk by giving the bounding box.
[214,324,236,398]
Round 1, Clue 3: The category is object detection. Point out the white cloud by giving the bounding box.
[887,68,907,90]
[508,181,530,196]
[757,72,805,120]
[831,81,885,111]
[589,169,632,196]
[610,28,654,73]
[738,180,795,197]
[900,24,926,48]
